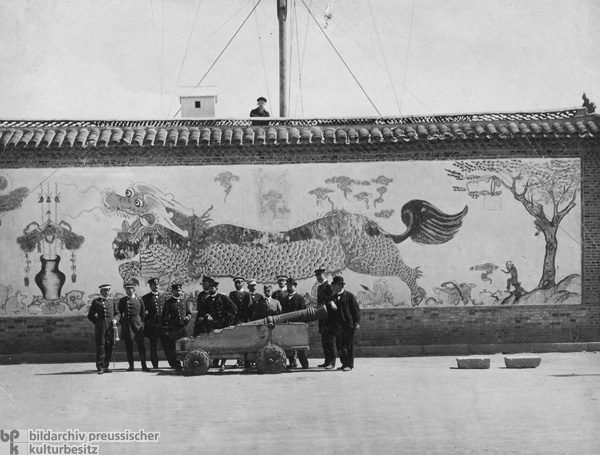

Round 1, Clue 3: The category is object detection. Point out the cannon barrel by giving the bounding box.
[240,304,329,326]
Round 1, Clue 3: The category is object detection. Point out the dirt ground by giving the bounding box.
[1,352,599,455]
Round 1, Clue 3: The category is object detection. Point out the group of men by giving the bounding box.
[87,269,360,374]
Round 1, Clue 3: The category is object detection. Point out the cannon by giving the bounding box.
[176,304,330,375]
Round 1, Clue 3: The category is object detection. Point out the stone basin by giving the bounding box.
[504,356,542,368]
[456,357,490,369]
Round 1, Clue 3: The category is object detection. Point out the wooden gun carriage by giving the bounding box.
[176,305,329,375]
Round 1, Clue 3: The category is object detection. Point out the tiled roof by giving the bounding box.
[0,108,598,148]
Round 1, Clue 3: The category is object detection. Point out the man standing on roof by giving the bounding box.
[314,268,336,369]
[87,283,119,374]
[118,279,150,372]
[142,277,165,369]
[250,97,270,117]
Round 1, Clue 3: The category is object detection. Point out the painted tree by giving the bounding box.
[446,159,580,290]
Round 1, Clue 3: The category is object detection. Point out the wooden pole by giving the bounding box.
[277,0,288,117]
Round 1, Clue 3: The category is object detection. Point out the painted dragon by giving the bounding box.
[103,183,468,306]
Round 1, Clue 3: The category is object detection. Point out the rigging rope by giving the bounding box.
[161,0,166,115]
[171,0,263,118]
[167,0,203,118]
[254,0,272,114]
[367,0,401,115]
[292,0,306,116]
[150,0,163,117]
[300,0,381,116]
[399,0,416,113]
[304,0,432,115]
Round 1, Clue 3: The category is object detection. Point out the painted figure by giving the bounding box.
[104,185,468,307]
[502,261,526,295]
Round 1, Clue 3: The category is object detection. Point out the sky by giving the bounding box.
[0,0,598,120]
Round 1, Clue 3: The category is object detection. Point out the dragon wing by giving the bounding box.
[391,199,468,245]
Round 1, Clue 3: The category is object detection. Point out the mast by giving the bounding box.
[277,0,288,117]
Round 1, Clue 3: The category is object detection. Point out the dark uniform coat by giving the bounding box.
[196,293,237,334]
[229,290,251,324]
[142,292,164,337]
[161,296,192,340]
[192,290,210,336]
[88,296,120,341]
[281,292,306,314]
[317,280,334,332]
[118,295,145,341]
[249,296,282,321]
[88,296,120,371]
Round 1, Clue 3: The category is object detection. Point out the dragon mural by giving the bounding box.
[102,183,468,306]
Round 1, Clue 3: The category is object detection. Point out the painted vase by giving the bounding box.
[35,255,66,300]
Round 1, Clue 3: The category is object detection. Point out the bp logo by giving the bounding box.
[0,430,21,455]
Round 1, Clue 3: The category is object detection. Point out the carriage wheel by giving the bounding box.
[256,344,287,375]
[183,350,211,376]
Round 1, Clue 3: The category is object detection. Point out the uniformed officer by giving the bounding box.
[197,280,237,371]
[118,279,150,372]
[142,277,165,369]
[230,276,251,325]
[314,268,336,369]
[161,283,192,371]
[87,284,120,374]
[193,275,213,337]
[281,277,309,369]
[249,284,282,321]
[272,275,288,302]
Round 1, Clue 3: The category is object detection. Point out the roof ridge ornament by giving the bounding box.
[582,92,596,114]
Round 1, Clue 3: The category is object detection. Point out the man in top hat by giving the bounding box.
[161,283,192,371]
[197,279,237,371]
[229,276,251,325]
[118,279,150,372]
[142,277,166,369]
[249,284,282,321]
[87,284,120,374]
[314,268,336,369]
[250,97,270,117]
[193,275,214,337]
[329,276,360,372]
[281,277,309,369]
[272,275,288,302]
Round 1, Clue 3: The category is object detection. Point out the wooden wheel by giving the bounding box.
[183,350,210,376]
[255,344,287,374]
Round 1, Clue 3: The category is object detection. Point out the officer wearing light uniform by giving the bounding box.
[118,279,150,372]
[87,284,119,374]
[142,277,165,369]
